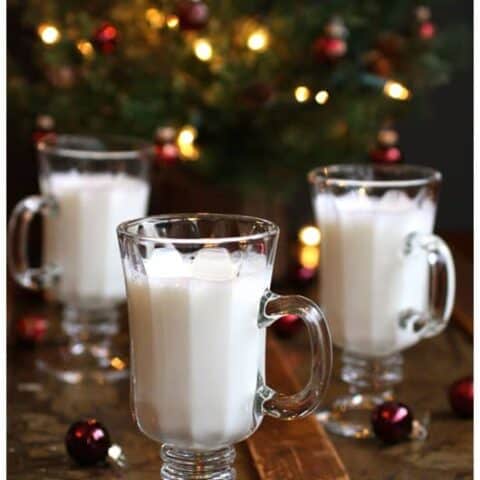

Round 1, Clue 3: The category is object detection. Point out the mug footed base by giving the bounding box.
[161,445,236,480]
[316,391,394,439]
[36,343,129,384]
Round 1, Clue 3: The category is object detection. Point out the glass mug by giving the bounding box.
[8,134,151,383]
[308,164,455,438]
[117,213,332,480]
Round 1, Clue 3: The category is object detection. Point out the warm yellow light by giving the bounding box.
[193,39,213,61]
[76,40,94,58]
[177,125,198,146]
[299,225,321,246]
[383,80,411,100]
[315,90,329,105]
[38,23,61,45]
[247,28,269,52]
[145,8,166,28]
[110,357,126,371]
[166,14,179,29]
[299,246,320,269]
[179,143,200,161]
[294,86,311,103]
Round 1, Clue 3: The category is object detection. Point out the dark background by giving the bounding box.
[7,0,473,233]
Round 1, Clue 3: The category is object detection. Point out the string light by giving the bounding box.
[193,39,213,61]
[38,23,61,45]
[315,90,329,105]
[177,125,198,146]
[294,86,310,103]
[383,80,411,100]
[166,14,179,29]
[299,245,320,269]
[76,40,94,58]
[298,225,321,246]
[179,143,200,160]
[247,28,269,52]
[145,8,165,28]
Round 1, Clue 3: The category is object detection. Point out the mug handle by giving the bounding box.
[8,195,60,290]
[258,290,332,420]
[399,232,456,342]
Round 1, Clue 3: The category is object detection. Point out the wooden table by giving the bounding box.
[7,235,473,479]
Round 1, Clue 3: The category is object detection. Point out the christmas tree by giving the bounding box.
[8,0,470,194]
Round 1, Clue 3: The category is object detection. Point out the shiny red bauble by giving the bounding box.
[155,143,180,165]
[273,314,302,338]
[313,36,347,63]
[418,21,436,40]
[371,401,413,444]
[93,23,118,54]
[448,376,473,418]
[16,315,48,345]
[176,0,209,31]
[370,146,402,164]
[65,419,111,466]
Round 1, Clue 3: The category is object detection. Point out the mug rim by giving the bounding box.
[37,133,152,160]
[117,213,280,245]
[308,163,442,188]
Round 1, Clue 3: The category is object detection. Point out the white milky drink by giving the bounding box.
[124,247,271,450]
[314,190,436,358]
[43,172,149,305]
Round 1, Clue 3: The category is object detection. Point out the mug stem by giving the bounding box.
[160,445,236,480]
[36,305,129,383]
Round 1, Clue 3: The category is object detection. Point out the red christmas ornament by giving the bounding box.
[370,146,402,164]
[370,127,403,164]
[154,127,180,165]
[418,22,436,40]
[371,401,413,444]
[448,376,473,418]
[313,36,347,63]
[93,23,118,54]
[176,0,209,31]
[16,315,48,345]
[32,115,56,144]
[65,419,111,466]
[273,314,302,338]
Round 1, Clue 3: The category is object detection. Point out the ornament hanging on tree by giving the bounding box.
[415,6,436,40]
[448,376,473,418]
[93,23,118,54]
[176,0,209,31]
[32,115,56,144]
[154,127,180,165]
[371,401,413,444]
[370,126,403,164]
[273,314,302,338]
[16,315,48,346]
[313,16,348,63]
[376,32,406,58]
[65,419,111,466]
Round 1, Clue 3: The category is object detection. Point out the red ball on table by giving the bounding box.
[16,315,48,346]
[371,401,413,444]
[449,376,473,418]
[65,419,111,466]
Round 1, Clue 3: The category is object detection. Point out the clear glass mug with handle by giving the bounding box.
[8,134,151,383]
[308,164,455,438]
[117,213,332,480]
